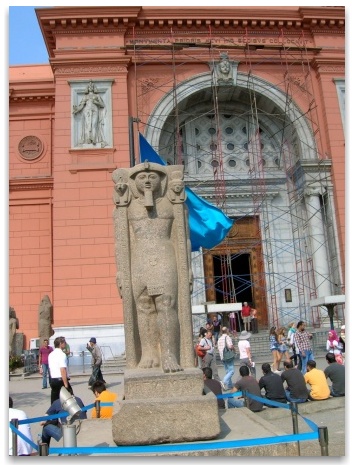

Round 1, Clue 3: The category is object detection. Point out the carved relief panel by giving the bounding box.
[70,79,114,149]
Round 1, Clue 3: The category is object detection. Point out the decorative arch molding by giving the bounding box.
[145,71,317,160]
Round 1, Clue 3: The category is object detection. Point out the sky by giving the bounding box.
[9,6,50,66]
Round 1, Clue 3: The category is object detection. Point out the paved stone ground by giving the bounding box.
[8,355,346,458]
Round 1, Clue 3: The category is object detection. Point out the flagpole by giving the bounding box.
[128,117,140,167]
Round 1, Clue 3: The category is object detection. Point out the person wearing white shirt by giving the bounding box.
[238,330,256,378]
[48,336,71,403]
[200,330,221,382]
[9,397,34,456]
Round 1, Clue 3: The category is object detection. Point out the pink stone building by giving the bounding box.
[9,7,345,353]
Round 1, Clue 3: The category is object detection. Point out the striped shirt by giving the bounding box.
[217,334,233,360]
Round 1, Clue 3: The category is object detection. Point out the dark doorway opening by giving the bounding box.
[212,253,253,304]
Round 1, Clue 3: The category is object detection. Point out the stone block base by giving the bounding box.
[112,368,221,445]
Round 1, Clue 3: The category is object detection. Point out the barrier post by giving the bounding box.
[318,426,329,456]
[242,390,248,408]
[289,402,300,456]
[95,400,101,418]
[10,418,18,456]
[38,442,49,456]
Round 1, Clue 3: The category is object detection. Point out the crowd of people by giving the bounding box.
[197,318,345,413]
[9,319,345,454]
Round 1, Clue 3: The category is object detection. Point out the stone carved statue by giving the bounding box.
[38,295,54,346]
[72,80,107,147]
[9,307,19,355]
[217,52,233,84]
[112,162,195,373]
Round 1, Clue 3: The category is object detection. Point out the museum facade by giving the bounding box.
[9,6,345,354]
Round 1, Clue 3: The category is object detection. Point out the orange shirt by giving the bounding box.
[91,390,117,419]
[304,368,330,400]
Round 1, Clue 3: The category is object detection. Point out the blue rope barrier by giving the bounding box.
[9,393,321,456]
[49,431,319,455]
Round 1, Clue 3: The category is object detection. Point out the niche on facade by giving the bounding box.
[70,79,113,150]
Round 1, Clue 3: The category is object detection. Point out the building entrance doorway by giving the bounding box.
[203,216,268,329]
[212,253,253,304]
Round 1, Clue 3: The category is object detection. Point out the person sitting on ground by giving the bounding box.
[91,380,117,419]
[227,365,263,412]
[304,360,330,401]
[324,352,345,397]
[280,361,308,403]
[258,363,287,406]
[40,386,86,446]
[202,367,225,410]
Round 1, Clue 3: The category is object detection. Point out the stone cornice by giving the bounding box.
[10,177,54,191]
[312,56,345,75]
[9,79,55,102]
[36,6,344,60]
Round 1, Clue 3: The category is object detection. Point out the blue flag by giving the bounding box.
[139,133,234,251]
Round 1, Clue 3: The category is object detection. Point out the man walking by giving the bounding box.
[294,321,314,375]
[48,337,71,403]
[87,337,104,387]
[39,338,53,389]
[217,326,235,390]
[200,330,221,382]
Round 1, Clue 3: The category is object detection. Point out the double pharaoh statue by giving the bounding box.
[113,162,194,373]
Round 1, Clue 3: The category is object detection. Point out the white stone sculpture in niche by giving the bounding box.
[71,79,113,149]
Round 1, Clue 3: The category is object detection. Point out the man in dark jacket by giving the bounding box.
[324,352,345,397]
[259,363,287,405]
[281,361,308,403]
[87,337,105,387]
[40,386,86,446]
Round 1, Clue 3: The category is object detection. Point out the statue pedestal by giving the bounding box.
[112,368,221,445]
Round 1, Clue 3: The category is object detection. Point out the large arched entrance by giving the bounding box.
[144,70,335,328]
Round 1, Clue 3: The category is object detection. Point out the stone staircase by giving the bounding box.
[100,329,328,372]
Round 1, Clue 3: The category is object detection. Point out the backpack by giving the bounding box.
[195,341,207,358]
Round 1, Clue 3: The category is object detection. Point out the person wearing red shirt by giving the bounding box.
[241,302,251,332]
[39,339,53,389]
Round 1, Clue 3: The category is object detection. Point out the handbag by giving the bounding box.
[222,337,234,361]
[195,343,207,358]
